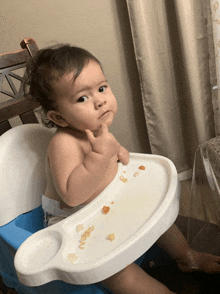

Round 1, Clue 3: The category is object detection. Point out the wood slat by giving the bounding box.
[25,43,39,57]
[0,98,40,122]
[20,110,39,124]
[0,89,16,98]
[5,74,18,95]
[20,38,39,57]
[0,38,40,136]
[0,63,27,74]
[0,120,12,136]
[0,49,30,70]
[9,70,24,81]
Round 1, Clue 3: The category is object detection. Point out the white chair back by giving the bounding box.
[0,124,55,226]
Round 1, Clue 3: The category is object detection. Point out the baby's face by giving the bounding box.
[52,60,117,133]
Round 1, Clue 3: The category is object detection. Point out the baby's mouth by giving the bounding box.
[99,110,110,118]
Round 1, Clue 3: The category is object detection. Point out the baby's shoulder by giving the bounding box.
[47,128,81,155]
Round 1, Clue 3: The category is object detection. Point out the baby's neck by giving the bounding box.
[59,126,103,140]
[57,127,87,140]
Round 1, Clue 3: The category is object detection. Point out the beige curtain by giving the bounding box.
[211,0,220,131]
[126,0,218,177]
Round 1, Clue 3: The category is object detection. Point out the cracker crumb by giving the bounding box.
[79,226,94,249]
[67,253,78,263]
[139,165,145,170]
[76,224,84,232]
[134,171,140,177]
[120,175,128,183]
[102,206,110,214]
[107,234,115,242]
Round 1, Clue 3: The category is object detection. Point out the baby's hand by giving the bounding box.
[117,145,130,165]
[85,124,120,158]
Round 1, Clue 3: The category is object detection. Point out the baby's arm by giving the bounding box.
[48,124,120,207]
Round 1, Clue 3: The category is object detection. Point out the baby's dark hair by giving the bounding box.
[24,44,102,128]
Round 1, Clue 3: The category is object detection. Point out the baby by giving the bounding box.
[25,44,220,294]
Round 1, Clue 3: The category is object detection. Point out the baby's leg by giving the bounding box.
[156,224,220,273]
[101,262,176,294]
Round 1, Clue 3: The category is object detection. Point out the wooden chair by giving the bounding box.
[0,37,40,136]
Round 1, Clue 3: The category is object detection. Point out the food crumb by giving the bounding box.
[133,171,140,177]
[120,175,128,183]
[107,234,115,242]
[79,226,94,249]
[149,261,155,268]
[67,253,78,263]
[111,201,114,204]
[102,206,110,214]
[76,224,84,232]
[139,165,145,170]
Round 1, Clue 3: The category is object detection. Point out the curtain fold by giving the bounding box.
[126,0,217,174]
[210,0,220,134]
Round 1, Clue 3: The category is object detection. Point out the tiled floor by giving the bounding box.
[1,179,219,294]
[143,179,220,294]
[143,255,220,294]
[179,179,192,218]
[0,277,17,294]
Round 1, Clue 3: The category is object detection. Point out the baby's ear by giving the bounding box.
[47,110,69,127]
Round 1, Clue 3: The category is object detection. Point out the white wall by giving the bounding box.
[0,0,150,153]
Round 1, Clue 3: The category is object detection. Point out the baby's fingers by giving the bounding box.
[100,123,109,135]
[85,129,95,143]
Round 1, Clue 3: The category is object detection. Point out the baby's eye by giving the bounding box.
[99,86,107,93]
[77,96,88,103]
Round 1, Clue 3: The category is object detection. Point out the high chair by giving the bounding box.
[0,38,158,294]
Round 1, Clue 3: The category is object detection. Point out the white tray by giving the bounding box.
[15,153,180,286]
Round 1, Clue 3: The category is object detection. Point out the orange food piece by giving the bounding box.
[85,231,91,237]
[139,165,145,170]
[103,206,110,214]
[107,234,115,242]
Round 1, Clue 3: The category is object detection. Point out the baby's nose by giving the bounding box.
[95,97,107,109]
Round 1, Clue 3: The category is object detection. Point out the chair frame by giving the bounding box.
[0,37,40,136]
